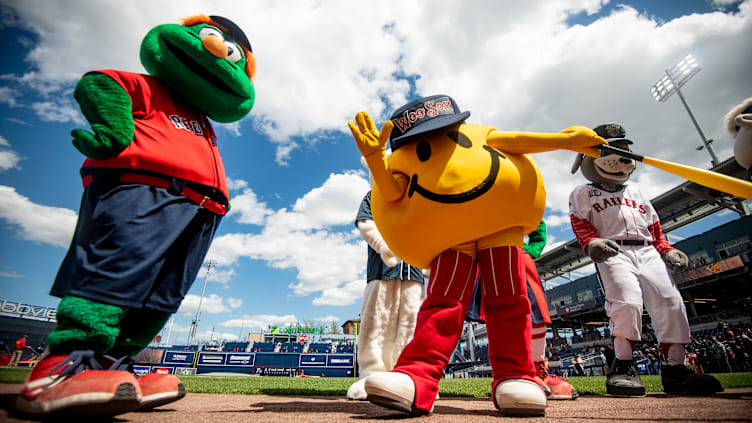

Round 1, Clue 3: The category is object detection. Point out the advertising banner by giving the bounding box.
[163,351,196,365]
[197,353,226,366]
[327,354,354,367]
[253,367,300,377]
[132,365,151,376]
[226,353,254,366]
[300,354,328,367]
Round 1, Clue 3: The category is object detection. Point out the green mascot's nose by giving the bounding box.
[202,35,227,58]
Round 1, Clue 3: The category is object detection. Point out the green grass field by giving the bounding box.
[2,366,751,397]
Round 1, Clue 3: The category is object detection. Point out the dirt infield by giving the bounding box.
[1,384,751,422]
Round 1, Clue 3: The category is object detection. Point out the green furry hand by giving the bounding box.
[72,125,129,160]
[72,72,134,159]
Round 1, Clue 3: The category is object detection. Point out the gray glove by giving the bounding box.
[586,238,620,263]
[662,249,689,272]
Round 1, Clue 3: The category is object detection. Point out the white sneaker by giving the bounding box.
[494,379,547,417]
[364,372,430,415]
[346,378,367,400]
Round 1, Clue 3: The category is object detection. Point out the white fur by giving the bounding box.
[725,98,752,170]
[357,219,399,267]
[347,273,425,400]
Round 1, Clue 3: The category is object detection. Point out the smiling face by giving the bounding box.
[140,19,254,122]
[370,123,546,268]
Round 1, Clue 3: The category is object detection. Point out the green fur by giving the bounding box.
[47,296,128,354]
[524,220,547,259]
[140,22,254,123]
[71,73,134,159]
[107,308,171,357]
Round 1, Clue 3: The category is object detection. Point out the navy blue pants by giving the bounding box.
[51,177,222,313]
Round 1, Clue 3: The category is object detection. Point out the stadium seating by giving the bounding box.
[251,342,276,352]
[307,343,331,353]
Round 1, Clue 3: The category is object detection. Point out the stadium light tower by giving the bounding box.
[188,259,216,345]
[650,53,720,167]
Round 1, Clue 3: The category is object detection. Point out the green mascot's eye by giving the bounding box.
[224,42,243,63]
[199,25,224,40]
[198,25,244,63]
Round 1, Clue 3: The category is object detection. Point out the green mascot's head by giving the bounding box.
[140,15,255,123]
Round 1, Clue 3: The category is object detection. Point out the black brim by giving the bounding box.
[390,111,471,151]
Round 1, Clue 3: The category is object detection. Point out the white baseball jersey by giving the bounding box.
[569,184,672,254]
[569,183,690,344]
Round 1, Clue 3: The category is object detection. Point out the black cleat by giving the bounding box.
[661,364,723,395]
[606,359,646,396]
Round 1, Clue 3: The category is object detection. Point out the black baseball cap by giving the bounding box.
[210,15,252,53]
[389,95,470,151]
[593,123,633,145]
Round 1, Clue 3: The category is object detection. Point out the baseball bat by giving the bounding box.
[595,145,752,200]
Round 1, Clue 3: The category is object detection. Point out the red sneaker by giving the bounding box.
[107,355,186,409]
[535,361,578,400]
[15,351,142,416]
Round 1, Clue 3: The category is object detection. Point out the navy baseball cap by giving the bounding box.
[593,123,633,145]
[593,123,633,157]
[389,95,471,151]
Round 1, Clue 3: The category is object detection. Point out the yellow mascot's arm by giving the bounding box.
[487,126,606,158]
[348,111,405,202]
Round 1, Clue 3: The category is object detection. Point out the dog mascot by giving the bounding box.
[349,94,605,416]
[725,98,752,180]
[569,123,722,396]
[347,186,426,400]
[17,15,255,417]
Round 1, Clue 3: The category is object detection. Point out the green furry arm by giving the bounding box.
[524,220,547,259]
[71,72,134,159]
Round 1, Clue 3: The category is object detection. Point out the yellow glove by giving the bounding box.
[486,125,605,157]
[348,111,390,158]
[348,112,405,202]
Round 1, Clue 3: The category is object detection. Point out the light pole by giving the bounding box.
[188,259,216,345]
[650,53,720,167]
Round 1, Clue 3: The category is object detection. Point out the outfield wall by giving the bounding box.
[133,350,356,377]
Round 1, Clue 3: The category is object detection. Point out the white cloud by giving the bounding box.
[0,136,9,146]
[0,185,76,247]
[226,178,248,192]
[0,270,26,278]
[0,86,19,107]
[4,0,750,177]
[31,100,85,124]
[228,188,273,225]
[221,314,298,331]
[208,171,370,305]
[177,293,233,316]
[227,297,243,309]
[0,148,21,172]
[313,278,365,307]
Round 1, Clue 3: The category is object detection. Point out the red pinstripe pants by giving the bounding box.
[392,246,535,412]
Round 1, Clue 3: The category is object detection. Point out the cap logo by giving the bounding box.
[392,97,455,135]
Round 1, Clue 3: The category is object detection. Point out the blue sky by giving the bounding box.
[0,0,750,345]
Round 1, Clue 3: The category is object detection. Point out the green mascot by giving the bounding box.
[16,15,255,417]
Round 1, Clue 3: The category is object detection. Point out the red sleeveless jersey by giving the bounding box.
[81,70,228,199]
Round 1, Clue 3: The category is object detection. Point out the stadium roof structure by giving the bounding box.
[536,157,749,288]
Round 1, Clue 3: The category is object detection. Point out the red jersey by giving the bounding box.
[81,70,228,200]
[15,337,26,350]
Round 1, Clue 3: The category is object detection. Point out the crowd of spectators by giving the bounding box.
[542,321,752,376]
[685,323,752,374]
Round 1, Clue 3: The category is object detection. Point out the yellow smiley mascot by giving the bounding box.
[349,95,605,417]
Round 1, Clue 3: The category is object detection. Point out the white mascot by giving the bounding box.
[347,158,426,400]
[725,98,752,180]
